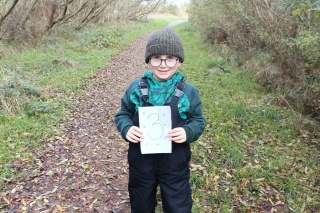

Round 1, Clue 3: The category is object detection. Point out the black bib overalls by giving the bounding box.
[128,78,192,213]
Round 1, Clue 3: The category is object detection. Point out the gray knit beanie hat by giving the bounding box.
[145,27,184,63]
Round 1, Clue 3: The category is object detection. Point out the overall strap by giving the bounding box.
[139,77,149,103]
[170,79,185,108]
[173,80,185,98]
[170,79,186,128]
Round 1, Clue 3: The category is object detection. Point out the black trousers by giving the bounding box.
[128,142,192,213]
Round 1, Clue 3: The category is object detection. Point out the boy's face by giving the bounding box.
[148,55,181,81]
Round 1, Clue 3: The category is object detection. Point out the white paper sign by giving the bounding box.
[138,106,172,154]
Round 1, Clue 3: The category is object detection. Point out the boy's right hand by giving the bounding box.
[126,126,144,143]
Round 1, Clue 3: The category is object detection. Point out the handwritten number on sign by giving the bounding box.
[139,106,171,154]
[147,113,164,140]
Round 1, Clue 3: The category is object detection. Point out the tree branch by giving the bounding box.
[0,0,20,28]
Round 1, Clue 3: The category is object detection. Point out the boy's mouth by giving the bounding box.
[158,69,169,73]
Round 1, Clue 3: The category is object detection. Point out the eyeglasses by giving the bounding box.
[150,57,179,68]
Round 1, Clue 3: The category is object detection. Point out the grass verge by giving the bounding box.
[174,23,320,213]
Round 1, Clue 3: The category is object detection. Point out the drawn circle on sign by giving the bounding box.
[147,113,164,140]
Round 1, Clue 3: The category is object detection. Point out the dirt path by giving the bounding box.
[1,30,153,213]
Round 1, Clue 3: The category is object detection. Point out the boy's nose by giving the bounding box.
[159,59,167,67]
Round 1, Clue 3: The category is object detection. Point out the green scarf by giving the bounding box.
[143,71,184,106]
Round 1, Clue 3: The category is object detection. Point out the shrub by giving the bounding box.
[91,28,125,49]
[188,0,320,120]
[0,76,44,115]
[22,100,57,116]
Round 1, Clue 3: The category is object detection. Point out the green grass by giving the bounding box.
[0,19,171,188]
[174,23,320,213]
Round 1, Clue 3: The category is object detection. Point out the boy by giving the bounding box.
[114,27,206,213]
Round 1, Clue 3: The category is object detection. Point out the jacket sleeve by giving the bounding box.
[182,84,206,143]
[114,80,139,142]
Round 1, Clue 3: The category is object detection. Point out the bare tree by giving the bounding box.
[129,0,163,20]
[0,0,166,41]
[45,0,76,32]
[80,0,119,26]
[61,0,90,24]
[114,0,163,21]
[45,0,119,31]
[0,0,20,31]
[20,0,39,30]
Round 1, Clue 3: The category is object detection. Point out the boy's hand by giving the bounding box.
[126,126,144,143]
[167,127,186,143]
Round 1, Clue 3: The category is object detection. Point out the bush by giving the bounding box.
[188,0,320,121]
[0,76,44,115]
[90,27,126,49]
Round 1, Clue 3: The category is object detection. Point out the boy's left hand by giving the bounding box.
[167,127,186,143]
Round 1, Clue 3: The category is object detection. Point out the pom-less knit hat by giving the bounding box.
[145,27,184,63]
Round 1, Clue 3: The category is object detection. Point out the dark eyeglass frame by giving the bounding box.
[150,57,179,68]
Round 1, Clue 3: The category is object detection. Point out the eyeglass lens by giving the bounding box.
[150,58,178,67]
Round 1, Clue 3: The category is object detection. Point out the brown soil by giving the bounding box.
[1,32,153,213]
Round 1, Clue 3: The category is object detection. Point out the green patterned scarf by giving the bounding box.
[143,71,184,106]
